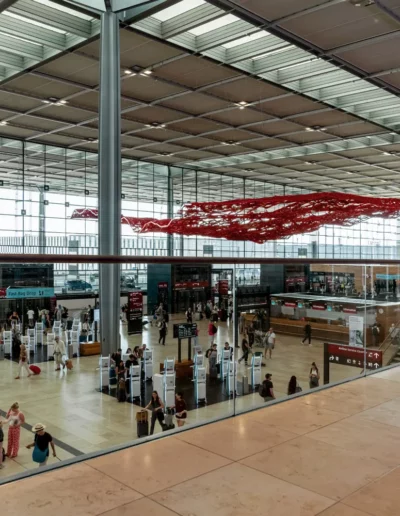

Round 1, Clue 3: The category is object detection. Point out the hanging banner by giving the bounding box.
[128,291,143,335]
[349,315,364,347]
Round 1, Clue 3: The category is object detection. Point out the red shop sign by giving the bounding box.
[343,307,357,314]
[284,302,297,308]
[312,304,326,310]
[158,282,168,289]
[0,288,7,299]
[175,281,209,289]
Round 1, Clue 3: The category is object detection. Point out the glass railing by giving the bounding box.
[1,257,399,483]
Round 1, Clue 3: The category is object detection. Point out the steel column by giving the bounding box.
[38,187,46,253]
[98,7,121,356]
[167,165,174,257]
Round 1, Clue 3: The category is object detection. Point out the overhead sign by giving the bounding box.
[349,315,364,347]
[323,342,382,384]
[6,287,55,299]
[173,323,197,339]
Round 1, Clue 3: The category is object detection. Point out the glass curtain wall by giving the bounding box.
[0,137,399,293]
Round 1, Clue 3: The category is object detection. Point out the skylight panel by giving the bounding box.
[223,31,267,49]
[189,14,239,36]
[4,11,67,34]
[33,0,94,20]
[152,0,205,21]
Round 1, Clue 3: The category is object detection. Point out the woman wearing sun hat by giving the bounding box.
[26,423,56,468]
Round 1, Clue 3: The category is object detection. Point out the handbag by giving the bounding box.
[32,445,48,464]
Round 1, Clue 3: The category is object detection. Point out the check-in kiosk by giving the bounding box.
[249,354,262,388]
[28,328,36,352]
[35,322,44,345]
[46,333,55,360]
[70,330,79,357]
[221,349,231,379]
[129,365,141,400]
[195,365,206,403]
[143,349,153,381]
[53,321,61,338]
[3,331,12,358]
[226,360,237,396]
[164,357,176,408]
[99,356,110,391]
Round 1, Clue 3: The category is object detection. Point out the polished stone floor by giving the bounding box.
[0,315,361,480]
[1,367,400,515]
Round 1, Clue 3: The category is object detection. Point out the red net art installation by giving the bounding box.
[71,192,400,244]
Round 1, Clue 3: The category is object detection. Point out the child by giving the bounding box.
[0,421,4,469]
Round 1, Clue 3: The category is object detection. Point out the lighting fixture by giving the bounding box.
[148,122,166,129]
[124,69,133,75]
[237,101,248,110]
[140,69,152,76]
[160,152,171,156]
[0,121,7,126]
[58,100,67,105]
[41,99,51,104]
[222,140,236,146]
[305,127,314,132]
[383,151,390,156]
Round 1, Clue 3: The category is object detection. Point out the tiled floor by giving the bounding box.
[0,314,361,480]
[1,367,400,515]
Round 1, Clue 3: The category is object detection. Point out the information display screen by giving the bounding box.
[173,323,197,339]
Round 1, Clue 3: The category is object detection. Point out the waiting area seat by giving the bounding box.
[1,367,400,516]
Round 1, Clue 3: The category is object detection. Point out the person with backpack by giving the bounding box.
[259,373,275,402]
[26,423,56,468]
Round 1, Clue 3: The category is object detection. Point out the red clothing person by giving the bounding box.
[6,403,25,458]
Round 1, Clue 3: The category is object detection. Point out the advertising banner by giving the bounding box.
[349,315,364,347]
[128,291,143,335]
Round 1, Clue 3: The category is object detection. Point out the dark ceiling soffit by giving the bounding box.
[207,0,400,98]
[118,0,181,24]
[48,0,103,17]
[0,0,17,14]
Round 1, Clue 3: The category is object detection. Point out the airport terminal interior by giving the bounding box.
[1,0,400,514]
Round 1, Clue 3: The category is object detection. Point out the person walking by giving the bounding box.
[309,362,320,389]
[238,338,250,366]
[15,343,31,380]
[6,402,25,458]
[174,392,187,427]
[302,323,312,346]
[159,319,167,346]
[53,336,66,371]
[264,327,276,359]
[145,391,165,435]
[186,307,193,323]
[26,423,56,468]
[208,321,217,346]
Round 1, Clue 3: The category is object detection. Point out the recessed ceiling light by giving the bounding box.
[140,69,152,76]
[59,100,67,105]
[124,69,133,75]
[305,127,314,132]
[41,100,51,104]
[383,151,390,156]
[0,121,8,126]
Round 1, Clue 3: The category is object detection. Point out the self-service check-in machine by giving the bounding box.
[249,354,262,388]
[143,349,153,381]
[35,322,43,345]
[129,364,141,400]
[193,352,206,403]
[221,349,231,379]
[70,330,79,357]
[3,331,12,358]
[53,321,61,338]
[99,356,110,391]
[226,360,237,396]
[46,333,55,360]
[28,328,36,352]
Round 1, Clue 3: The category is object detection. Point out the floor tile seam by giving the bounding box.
[81,461,146,497]
[84,457,233,498]
[0,408,84,457]
[339,499,385,516]
[339,462,400,501]
[232,461,338,503]
[96,497,184,516]
[314,501,369,516]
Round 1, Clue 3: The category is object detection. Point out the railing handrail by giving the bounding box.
[0,254,400,265]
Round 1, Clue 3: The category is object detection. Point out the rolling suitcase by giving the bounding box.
[136,411,149,437]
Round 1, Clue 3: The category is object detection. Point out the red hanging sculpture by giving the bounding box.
[71,192,400,244]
